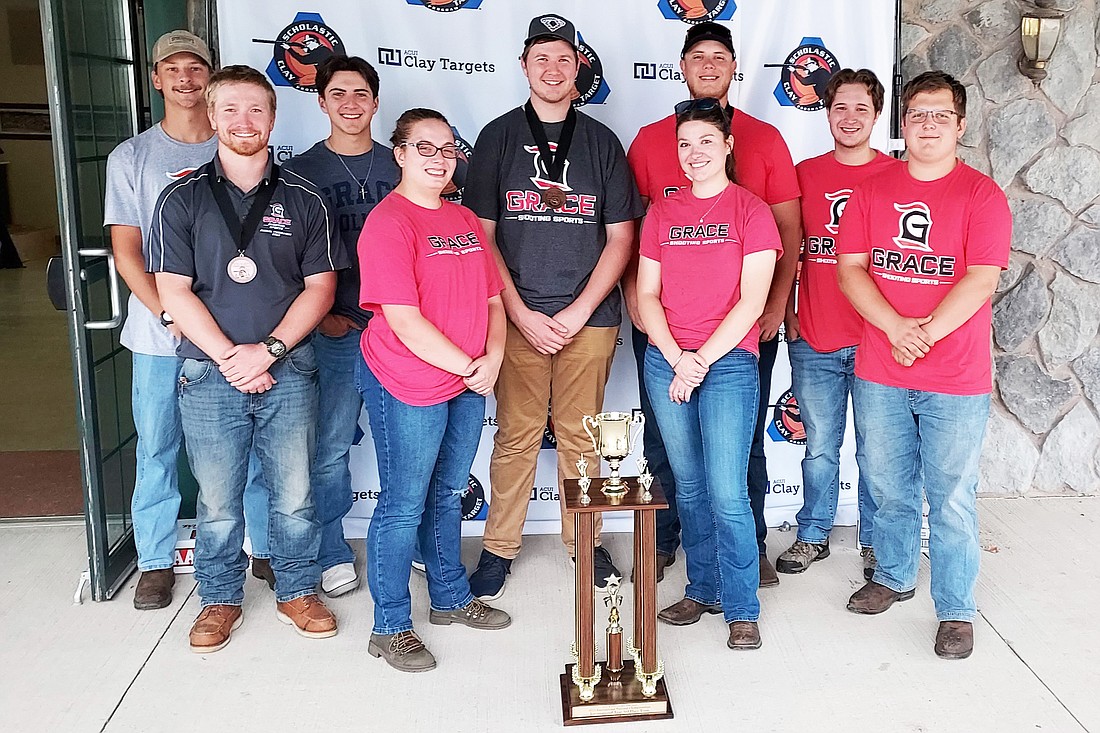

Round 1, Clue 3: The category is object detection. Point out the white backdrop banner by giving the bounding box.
[216,0,898,539]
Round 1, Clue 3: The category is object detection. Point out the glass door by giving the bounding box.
[41,0,145,600]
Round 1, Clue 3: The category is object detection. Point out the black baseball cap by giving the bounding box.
[681,21,736,59]
[525,14,577,51]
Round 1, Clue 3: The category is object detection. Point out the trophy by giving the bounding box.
[582,410,645,496]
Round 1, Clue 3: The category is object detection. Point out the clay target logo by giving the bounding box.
[658,0,737,23]
[441,126,475,203]
[767,389,806,445]
[893,202,933,252]
[573,32,611,107]
[541,404,557,449]
[256,13,344,93]
[462,474,487,521]
[770,37,840,112]
[406,0,484,11]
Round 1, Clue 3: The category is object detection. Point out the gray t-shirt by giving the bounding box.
[462,106,644,327]
[103,123,218,356]
[282,140,398,327]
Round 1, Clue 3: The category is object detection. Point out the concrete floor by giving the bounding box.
[0,497,1095,733]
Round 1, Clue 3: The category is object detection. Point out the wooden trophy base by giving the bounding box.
[559,660,674,725]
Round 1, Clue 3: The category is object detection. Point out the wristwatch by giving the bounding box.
[159,311,174,328]
[264,336,288,360]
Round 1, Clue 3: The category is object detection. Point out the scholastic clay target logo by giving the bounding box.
[406,0,484,11]
[462,474,487,521]
[257,13,344,93]
[771,37,840,111]
[574,32,611,107]
[441,126,474,203]
[658,0,737,23]
[542,404,557,449]
[769,389,806,445]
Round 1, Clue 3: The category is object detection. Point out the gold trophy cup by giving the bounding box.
[582,411,645,496]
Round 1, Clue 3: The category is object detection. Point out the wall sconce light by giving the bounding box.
[1019,1,1064,86]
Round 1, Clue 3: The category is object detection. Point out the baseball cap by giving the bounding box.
[151,30,212,67]
[680,21,736,59]
[525,14,577,51]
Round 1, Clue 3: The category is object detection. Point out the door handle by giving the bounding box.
[78,248,123,330]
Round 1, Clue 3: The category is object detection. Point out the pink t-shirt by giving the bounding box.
[628,110,801,205]
[358,193,504,406]
[795,151,900,352]
[639,184,783,355]
[837,161,1011,396]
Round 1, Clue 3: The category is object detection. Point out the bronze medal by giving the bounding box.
[542,187,566,210]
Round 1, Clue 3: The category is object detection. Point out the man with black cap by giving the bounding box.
[463,14,644,601]
[626,21,803,612]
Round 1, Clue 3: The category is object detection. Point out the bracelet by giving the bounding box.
[671,350,686,369]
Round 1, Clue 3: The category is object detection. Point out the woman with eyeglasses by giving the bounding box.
[636,98,781,650]
[356,108,511,673]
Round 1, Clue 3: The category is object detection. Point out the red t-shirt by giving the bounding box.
[837,161,1011,395]
[639,184,783,356]
[358,193,504,406]
[795,151,900,352]
[628,110,801,205]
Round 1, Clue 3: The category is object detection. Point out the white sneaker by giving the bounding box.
[321,563,359,597]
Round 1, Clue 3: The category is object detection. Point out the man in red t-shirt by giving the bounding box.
[837,71,1011,660]
[775,70,898,581]
[625,21,802,588]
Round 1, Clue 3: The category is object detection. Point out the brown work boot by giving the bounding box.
[189,604,243,653]
[630,552,676,584]
[759,554,780,588]
[657,597,722,626]
[276,594,338,638]
[934,621,974,659]
[847,581,915,615]
[727,621,762,650]
[368,630,437,673]
[251,557,275,590]
[133,568,175,610]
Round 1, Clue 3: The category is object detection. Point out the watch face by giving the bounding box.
[266,338,287,358]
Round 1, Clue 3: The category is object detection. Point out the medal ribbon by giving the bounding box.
[207,163,281,256]
[523,101,577,189]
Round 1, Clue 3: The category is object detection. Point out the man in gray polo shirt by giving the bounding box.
[150,65,345,653]
[104,30,271,610]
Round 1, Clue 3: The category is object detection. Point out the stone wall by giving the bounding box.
[902,0,1100,495]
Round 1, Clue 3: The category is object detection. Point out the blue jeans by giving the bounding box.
[747,336,778,554]
[644,346,760,623]
[358,357,480,635]
[853,378,989,622]
[630,326,679,558]
[788,340,877,547]
[132,354,271,566]
[179,346,321,606]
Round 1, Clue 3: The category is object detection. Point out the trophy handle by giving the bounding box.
[627,410,645,458]
[582,415,601,456]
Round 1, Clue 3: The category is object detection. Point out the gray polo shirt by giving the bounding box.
[146,153,346,360]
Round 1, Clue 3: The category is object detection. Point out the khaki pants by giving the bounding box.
[484,323,618,558]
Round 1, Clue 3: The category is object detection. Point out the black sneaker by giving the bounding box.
[593,546,621,589]
[468,550,511,601]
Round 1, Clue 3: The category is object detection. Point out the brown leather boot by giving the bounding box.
[934,621,974,659]
[629,552,676,584]
[276,594,338,638]
[727,621,762,650]
[189,605,242,653]
[759,554,780,588]
[847,581,915,615]
[133,569,175,610]
[657,597,722,626]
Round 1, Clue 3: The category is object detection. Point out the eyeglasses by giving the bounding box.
[674,97,722,116]
[905,108,959,125]
[398,141,459,159]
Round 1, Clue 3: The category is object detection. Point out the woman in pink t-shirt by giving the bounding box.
[636,100,781,650]
[355,109,510,672]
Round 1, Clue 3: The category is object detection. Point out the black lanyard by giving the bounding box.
[208,164,280,255]
[523,101,577,186]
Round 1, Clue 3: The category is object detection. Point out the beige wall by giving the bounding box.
[0,0,58,233]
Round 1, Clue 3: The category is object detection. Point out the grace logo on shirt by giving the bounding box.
[770,38,840,112]
[260,202,294,236]
[657,0,737,23]
[824,188,853,234]
[892,201,933,252]
[523,142,574,193]
[405,0,483,11]
[255,13,344,93]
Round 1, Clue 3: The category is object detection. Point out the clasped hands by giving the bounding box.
[889,314,935,367]
[669,350,708,404]
[218,343,277,394]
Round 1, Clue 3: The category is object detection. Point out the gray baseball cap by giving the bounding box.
[151,30,212,66]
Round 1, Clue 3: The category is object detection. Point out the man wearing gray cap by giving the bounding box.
[104,31,269,610]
